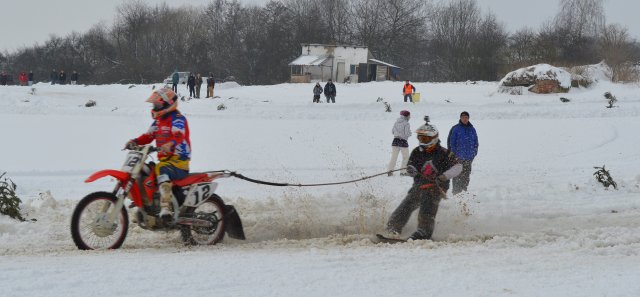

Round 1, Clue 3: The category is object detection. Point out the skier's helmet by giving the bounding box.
[400,110,410,117]
[415,124,439,149]
[146,88,177,119]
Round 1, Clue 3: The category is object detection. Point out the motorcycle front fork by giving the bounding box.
[101,181,131,224]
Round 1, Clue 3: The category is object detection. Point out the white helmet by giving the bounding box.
[415,124,439,148]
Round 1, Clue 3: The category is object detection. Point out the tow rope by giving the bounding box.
[225,168,408,187]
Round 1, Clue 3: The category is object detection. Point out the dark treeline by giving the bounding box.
[1,0,638,85]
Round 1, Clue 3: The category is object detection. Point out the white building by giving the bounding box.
[289,44,401,83]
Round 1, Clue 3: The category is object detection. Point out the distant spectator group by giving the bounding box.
[1,70,35,86]
[171,70,216,99]
[0,69,81,86]
[49,69,79,85]
[311,79,337,103]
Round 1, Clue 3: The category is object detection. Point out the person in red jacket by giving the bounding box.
[125,88,191,221]
[18,71,28,86]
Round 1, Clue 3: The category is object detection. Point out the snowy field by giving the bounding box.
[1,79,640,296]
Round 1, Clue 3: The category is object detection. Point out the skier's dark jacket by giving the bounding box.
[447,121,478,161]
[408,143,459,191]
[313,85,323,95]
[187,75,195,87]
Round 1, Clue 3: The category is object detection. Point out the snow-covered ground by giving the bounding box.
[1,80,640,296]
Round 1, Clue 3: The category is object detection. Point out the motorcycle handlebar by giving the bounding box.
[124,143,159,153]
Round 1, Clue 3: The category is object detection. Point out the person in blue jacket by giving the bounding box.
[447,111,479,195]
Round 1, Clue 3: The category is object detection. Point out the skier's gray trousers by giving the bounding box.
[386,184,443,239]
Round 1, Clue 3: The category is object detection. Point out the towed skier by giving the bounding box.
[379,120,462,242]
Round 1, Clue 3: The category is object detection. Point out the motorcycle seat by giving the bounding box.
[173,173,211,187]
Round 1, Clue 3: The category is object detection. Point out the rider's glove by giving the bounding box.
[124,140,137,149]
[159,142,174,153]
[406,165,418,177]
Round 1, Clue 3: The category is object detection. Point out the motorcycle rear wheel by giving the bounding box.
[180,195,225,245]
[71,192,129,250]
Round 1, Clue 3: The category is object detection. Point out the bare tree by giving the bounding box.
[319,0,352,44]
[471,13,507,80]
[285,0,330,44]
[507,27,538,67]
[552,0,605,64]
[554,0,605,39]
[429,0,481,81]
[600,24,634,81]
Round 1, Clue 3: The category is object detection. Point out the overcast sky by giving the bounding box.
[2,0,640,52]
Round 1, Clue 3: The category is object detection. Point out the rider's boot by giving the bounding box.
[158,182,174,224]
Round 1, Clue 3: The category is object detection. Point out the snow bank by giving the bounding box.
[499,63,572,92]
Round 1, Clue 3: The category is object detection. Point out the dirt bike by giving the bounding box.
[70,144,245,250]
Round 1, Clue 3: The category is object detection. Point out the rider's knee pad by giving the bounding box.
[157,174,171,184]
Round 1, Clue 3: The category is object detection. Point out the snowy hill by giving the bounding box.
[1,81,640,296]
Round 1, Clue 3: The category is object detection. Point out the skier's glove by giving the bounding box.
[406,165,418,177]
[434,175,449,187]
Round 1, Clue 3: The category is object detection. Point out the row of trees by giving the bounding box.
[1,0,638,85]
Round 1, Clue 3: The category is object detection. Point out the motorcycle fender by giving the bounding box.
[85,169,130,183]
[85,170,144,207]
[224,205,246,240]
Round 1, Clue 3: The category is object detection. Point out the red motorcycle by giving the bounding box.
[70,145,245,250]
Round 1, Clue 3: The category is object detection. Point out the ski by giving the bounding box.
[372,233,407,244]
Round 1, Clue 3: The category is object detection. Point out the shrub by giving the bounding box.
[383,102,391,112]
[604,92,617,108]
[593,165,617,190]
[0,172,26,221]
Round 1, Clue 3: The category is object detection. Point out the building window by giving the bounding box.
[350,65,358,75]
[291,65,303,75]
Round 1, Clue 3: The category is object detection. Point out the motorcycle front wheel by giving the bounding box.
[70,191,129,250]
[180,195,226,245]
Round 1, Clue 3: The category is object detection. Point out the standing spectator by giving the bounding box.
[402,80,416,102]
[195,73,203,99]
[70,70,79,85]
[384,123,462,240]
[171,70,179,93]
[312,82,323,103]
[187,73,196,99]
[50,69,57,85]
[58,70,67,85]
[447,111,479,195]
[206,73,215,98]
[324,79,336,103]
[0,71,7,85]
[18,71,28,86]
[28,70,34,86]
[387,110,411,176]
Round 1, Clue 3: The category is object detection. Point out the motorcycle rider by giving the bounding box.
[385,122,462,240]
[125,88,191,223]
